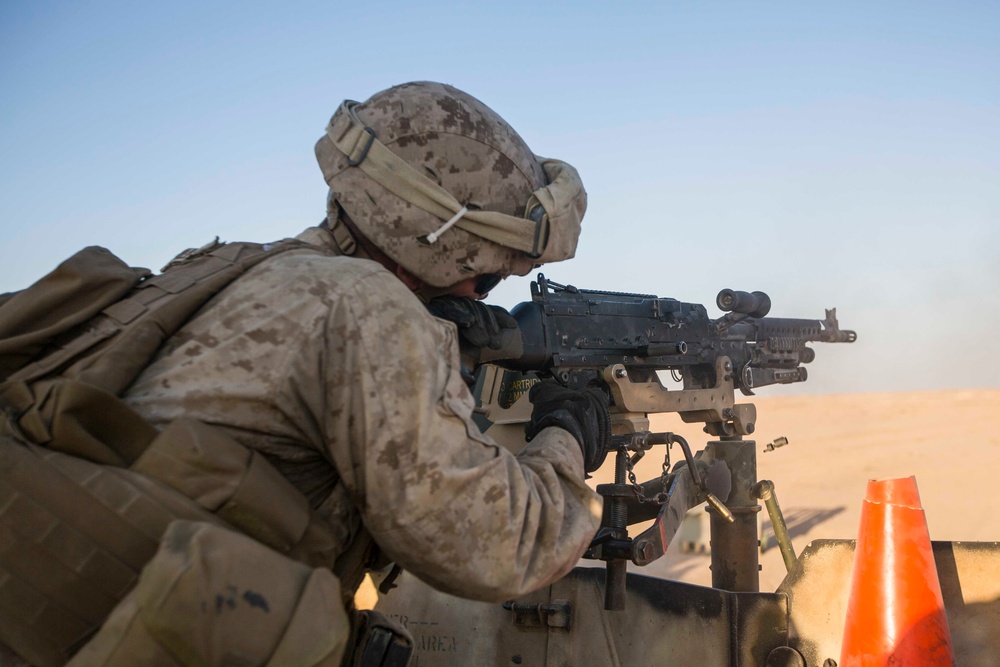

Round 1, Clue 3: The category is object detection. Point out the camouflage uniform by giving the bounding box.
[0,82,597,665]
[122,225,602,601]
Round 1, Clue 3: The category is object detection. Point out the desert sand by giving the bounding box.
[602,388,1000,591]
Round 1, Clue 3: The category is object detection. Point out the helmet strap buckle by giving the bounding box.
[327,206,358,256]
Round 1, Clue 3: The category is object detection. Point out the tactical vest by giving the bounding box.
[0,239,372,666]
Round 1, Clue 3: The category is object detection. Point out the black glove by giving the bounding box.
[426,296,517,350]
[525,383,611,473]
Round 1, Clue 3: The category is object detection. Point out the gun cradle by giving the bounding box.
[602,358,758,437]
[475,359,757,439]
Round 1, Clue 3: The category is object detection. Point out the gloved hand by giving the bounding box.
[426,296,517,350]
[524,383,611,473]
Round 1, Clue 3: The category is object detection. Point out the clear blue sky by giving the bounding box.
[2,1,998,395]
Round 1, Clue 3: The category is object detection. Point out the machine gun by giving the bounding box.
[479,273,855,437]
[473,274,857,609]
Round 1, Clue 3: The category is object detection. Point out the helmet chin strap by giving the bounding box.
[412,282,466,303]
[323,200,373,260]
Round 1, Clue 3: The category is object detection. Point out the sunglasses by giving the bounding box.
[475,273,503,296]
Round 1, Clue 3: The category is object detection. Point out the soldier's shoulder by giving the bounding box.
[245,251,388,288]
[245,251,420,310]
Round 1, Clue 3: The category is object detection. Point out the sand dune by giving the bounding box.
[593,389,1000,591]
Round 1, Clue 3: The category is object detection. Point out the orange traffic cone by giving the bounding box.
[840,476,955,666]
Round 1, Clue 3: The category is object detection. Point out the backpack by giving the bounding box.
[0,237,370,665]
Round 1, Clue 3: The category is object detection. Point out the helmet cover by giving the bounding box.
[315,82,584,287]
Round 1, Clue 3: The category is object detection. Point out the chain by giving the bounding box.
[624,444,672,504]
[624,451,647,503]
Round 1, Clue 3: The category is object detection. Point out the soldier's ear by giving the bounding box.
[395,265,423,292]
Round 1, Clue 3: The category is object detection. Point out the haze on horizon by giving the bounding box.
[2,1,998,396]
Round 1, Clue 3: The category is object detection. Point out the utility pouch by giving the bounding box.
[65,521,352,667]
[132,418,346,568]
[351,610,414,667]
[0,378,158,466]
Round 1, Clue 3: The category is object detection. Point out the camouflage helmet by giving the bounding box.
[314,82,587,287]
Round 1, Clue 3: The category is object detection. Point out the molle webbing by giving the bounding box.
[0,436,226,667]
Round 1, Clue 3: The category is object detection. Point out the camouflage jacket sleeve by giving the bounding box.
[320,264,602,602]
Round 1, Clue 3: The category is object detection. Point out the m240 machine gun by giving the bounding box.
[473,275,857,611]
[480,273,855,432]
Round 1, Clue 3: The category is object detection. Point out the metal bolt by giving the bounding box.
[724,361,732,371]
[640,542,654,561]
[615,368,627,379]
[766,646,807,667]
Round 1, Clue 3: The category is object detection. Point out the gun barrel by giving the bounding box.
[733,317,857,344]
[830,329,857,343]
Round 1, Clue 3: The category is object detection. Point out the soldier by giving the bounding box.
[0,82,609,666]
